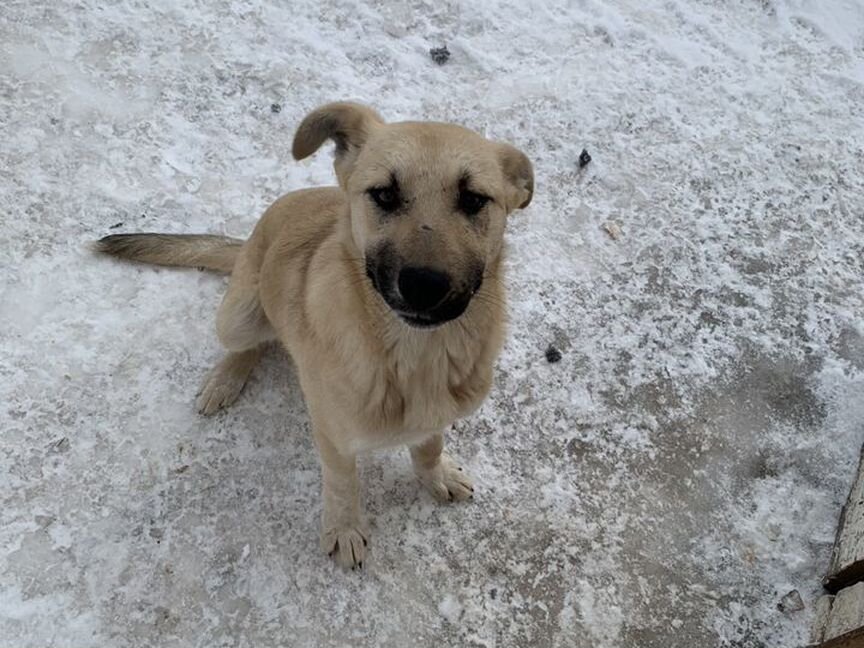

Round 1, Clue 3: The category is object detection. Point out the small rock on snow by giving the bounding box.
[602,221,623,240]
[777,590,805,613]
[429,46,451,65]
[579,148,592,167]
[545,344,563,363]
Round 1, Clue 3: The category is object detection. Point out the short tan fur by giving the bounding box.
[97,102,533,569]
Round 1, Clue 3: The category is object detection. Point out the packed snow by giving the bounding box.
[2,1,864,646]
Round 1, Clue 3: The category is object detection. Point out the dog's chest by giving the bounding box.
[348,333,492,450]
[396,343,474,422]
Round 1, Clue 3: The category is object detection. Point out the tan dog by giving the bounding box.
[97,102,534,569]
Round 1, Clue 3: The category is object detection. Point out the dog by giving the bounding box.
[97,102,534,569]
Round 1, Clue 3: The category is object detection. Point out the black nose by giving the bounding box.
[398,266,451,312]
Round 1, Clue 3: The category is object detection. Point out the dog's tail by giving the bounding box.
[95,233,244,274]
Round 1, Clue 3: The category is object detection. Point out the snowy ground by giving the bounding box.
[2,0,864,646]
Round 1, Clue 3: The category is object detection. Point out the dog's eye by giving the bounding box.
[368,186,401,213]
[458,190,490,217]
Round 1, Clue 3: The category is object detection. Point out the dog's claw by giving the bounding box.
[321,526,367,570]
[415,452,474,503]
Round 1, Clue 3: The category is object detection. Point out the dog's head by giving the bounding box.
[293,102,533,328]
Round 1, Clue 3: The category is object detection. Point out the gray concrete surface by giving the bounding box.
[2,1,864,646]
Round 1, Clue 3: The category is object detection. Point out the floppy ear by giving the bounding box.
[292,102,384,187]
[497,143,534,211]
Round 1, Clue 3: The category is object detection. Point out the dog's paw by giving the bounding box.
[415,453,474,502]
[196,371,246,415]
[321,526,368,570]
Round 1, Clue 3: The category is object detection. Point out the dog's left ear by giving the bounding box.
[292,102,384,187]
[497,144,534,211]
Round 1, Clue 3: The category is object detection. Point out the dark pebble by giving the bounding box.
[545,345,562,363]
[271,103,282,113]
[109,222,123,229]
[579,148,592,168]
[429,45,451,65]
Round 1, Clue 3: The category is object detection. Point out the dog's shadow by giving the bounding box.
[176,343,467,572]
[164,344,324,564]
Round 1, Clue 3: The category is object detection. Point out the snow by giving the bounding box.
[2,0,864,646]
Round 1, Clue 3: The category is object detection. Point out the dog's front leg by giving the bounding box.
[314,428,368,570]
[410,432,474,502]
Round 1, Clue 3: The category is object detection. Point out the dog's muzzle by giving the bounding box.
[365,250,482,328]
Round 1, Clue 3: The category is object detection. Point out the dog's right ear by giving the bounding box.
[497,143,534,211]
[292,102,384,187]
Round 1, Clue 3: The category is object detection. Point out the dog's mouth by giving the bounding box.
[364,250,482,329]
[394,311,442,329]
[391,291,474,328]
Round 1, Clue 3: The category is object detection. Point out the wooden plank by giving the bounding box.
[826,446,864,593]
[825,583,864,642]
[813,595,836,645]
[818,626,864,648]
